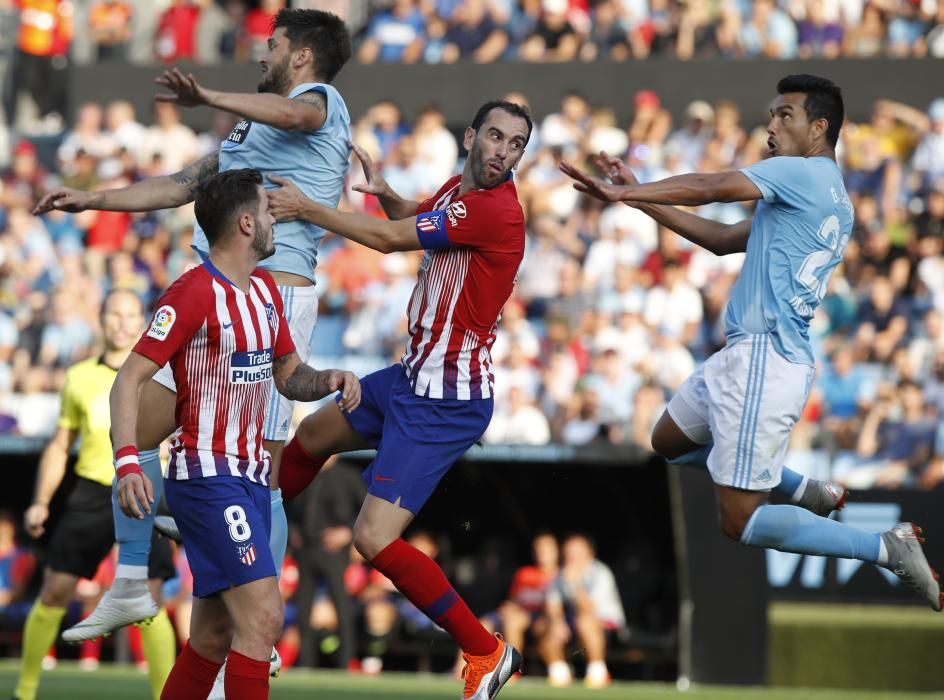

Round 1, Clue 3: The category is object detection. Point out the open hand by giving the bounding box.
[155,68,213,108]
[116,472,154,519]
[350,142,389,197]
[33,187,96,215]
[559,160,625,202]
[267,175,308,222]
[594,151,639,187]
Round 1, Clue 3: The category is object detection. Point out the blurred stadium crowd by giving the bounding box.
[5,0,944,76]
[3,86,944,490]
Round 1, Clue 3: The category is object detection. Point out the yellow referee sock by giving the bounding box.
[138,608,176,700]
[14,601,66,700]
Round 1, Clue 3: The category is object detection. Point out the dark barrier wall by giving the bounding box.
[670,465,768,687]
[75,58,941,131]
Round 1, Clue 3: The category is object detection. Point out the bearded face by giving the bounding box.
[258,53,292,95]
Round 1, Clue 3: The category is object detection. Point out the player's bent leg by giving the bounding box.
[355,496,519,699]
[651,410,704,461]
[81,377,178,645]
[280,401,371,502]
[715,485,770,542]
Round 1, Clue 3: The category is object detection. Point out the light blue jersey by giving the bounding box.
[728,156,854,366]
[193,82,351,282]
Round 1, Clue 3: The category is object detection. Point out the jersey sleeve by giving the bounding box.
[57,370,81,431]
[740,156,811,206]
[133,276,210,367]
[415,190,520,250]
[273,301,295,359]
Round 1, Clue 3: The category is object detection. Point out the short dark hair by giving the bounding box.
[777,74,844,148]
[274,9,352,83]
[471,100,534,145]
[194,169,264,246]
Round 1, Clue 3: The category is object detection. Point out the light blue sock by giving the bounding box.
[269,488,288,579]
[114,447,163,568]
[668,443,806,499]
[740,504,881,563]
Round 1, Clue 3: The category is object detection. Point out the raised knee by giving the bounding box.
[719,507,757,542]
[353,524,382,561]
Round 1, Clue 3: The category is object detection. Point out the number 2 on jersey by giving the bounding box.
[224,505,252,542]
[796,215,846,302]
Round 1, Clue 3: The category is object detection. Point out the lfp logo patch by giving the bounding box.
[146,305,176,341]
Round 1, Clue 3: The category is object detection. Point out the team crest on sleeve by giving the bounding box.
[146,305,176,341]
[264,303,277,331]
[446,201,467,226]
[417,213,442,233]
[237,542,257,566]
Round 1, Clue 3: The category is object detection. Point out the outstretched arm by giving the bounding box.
[350,142,420,220]
[33,152,219,215]
[561,159,763,206]
[272,352,361,410]
[267,176,421,253]
[593,152,752,255]
[156,68,328,131]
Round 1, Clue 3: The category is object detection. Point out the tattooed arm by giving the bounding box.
[33,152,219,214]
[156,68,329,131]
[273,352,361,411]
[205,89,328,131]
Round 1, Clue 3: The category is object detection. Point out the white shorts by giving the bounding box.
[152,284,319,442]
[666,334,813,492]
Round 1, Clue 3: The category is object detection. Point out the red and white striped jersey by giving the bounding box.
[404,174,525,400]
[133,260,295,485]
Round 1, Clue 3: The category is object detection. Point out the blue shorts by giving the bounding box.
[165,476,276,598]
[344,364,493,514]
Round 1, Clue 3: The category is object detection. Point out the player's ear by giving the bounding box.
[463,127,476,152]
[293,46,313,71]
[238,211,254,238]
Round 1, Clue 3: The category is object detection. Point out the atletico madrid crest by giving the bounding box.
[264,303,277,331]
[237,542,257,566]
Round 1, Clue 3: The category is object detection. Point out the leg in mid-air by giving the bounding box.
[62,378,178,642]
[651,411,847,518]
[654,338,942,611]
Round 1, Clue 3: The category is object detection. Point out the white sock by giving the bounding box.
[115,564,148,580]
[207,661,226,700]
[878,536,890,566]
[791,475,810,502]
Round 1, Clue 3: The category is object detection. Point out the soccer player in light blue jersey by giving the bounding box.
[562,74,943,612]
[33,8,355,654]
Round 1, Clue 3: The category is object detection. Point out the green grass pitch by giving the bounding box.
[0,661,940,700]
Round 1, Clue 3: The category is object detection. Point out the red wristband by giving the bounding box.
[115,446,142,479]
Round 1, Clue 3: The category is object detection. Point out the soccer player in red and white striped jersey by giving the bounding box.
[267,101,530,700]
[110,169,360,700]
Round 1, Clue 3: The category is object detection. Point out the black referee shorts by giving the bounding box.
[46,477,176,581]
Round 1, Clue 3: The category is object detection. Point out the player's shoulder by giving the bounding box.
[250,267,278,290]
[168,264,213,293]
